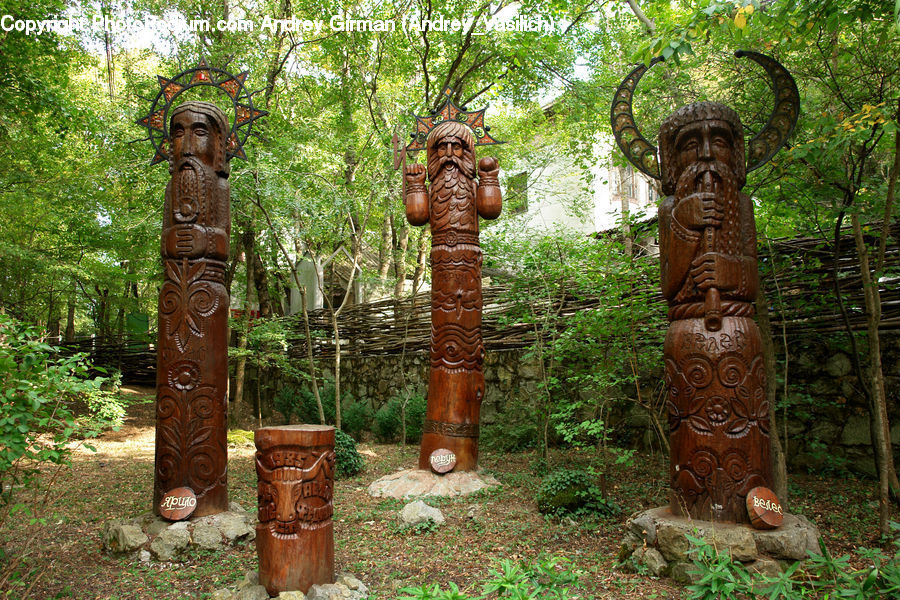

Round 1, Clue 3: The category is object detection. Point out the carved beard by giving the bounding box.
[428,146,476,182]
[674,159,736,205]
[173,156,208,225]
[674,158,741,259]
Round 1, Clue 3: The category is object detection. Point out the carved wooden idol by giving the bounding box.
[611,51,799,522]
[396,89,503,472]
[138,61,267,517]
[256,425,335,595]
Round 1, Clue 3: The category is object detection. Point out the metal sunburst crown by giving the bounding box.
[405,87,503,153]
[136,59,268,165]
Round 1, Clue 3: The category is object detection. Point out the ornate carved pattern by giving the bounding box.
[160,259,222,352]
[673,446,767,519]
[155,376,225,496]
[257,448,335,536]
[423,419,480,439]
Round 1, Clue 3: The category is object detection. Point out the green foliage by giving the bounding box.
[273,380,336,425]
[399,555,583,599]
[227,429,255,445]
[373,394,427,443]
[686,524,900,599]
[0,313,119,504]
[535,468,619,518]
[334,429,364,479]
[340,397,374,442]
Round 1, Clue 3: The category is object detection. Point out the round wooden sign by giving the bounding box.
[747,486,784,529]
[159,487,197,521]
[429,449,457,474]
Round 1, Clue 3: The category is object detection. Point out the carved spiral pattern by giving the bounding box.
[717,355,746,388]
[683,356,714,389]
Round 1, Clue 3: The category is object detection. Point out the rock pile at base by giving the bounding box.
[619,506,821,582]
[102,502,255,562]
[211,571,368,600]
[367,468,500,498]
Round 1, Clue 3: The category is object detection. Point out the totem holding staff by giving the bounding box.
[396,89,503,472]
[137,61,266,517]
[611,52,799,522]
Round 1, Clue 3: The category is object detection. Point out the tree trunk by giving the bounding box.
[411,227,429,295]
[392,221,410,299]
[253,250,275,318]
[65,296,75,342]
[852,214,894,535]
[232,225,256,427]
[757,287,789,504]
[378,212,392,286]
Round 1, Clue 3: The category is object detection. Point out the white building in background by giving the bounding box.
[500,137,659,237]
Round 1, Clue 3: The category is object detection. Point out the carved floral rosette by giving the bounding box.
[255,425,336,596]
[665,316,770,523]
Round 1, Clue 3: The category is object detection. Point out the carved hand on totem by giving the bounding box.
[478,156,499,175]
[404,163,426,189]
[673,193,725,231]
[690,252,740,291]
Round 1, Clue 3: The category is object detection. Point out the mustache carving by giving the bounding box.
[428,148,476,181]
[675,159,737,203]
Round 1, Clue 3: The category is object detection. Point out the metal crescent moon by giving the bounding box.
[735,50,800,172]
[610,57,664,180]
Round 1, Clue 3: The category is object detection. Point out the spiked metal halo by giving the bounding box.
[610,51,800,179]
[406,87,504,153]
[136,59,268,165]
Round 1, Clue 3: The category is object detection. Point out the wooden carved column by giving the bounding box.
[138,61,267,518]
[399,90,503,473]
[256,425,336,595]
[153,101,231,516]
[611,52,799,523]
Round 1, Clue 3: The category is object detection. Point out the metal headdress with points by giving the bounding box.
[610,50,800,180]
[406,87,503,153]
[136,59,268,165]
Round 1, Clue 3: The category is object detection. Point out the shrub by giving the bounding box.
[274,381,337,425]
[686,526,900,599]
[341,396,374,441]
[0,314,118,507]
[535,468,619,517]
[374,394,427,443]
[334,428,364,478]
[399,555,583,599]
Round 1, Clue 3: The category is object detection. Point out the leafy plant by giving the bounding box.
[399,555,583,599]
[341,396,374,441]
[686,524,900,599]
[334,428,364,479]
[535,468,619,518]
[374,394,427,443]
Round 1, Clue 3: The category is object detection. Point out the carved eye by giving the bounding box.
[172,128,185,138]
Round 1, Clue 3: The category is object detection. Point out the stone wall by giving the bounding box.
[255,333,899,477]
[317,349,544,426]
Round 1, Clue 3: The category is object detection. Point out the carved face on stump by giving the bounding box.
[169,101,229,176]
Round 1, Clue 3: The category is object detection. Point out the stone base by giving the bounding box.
[619,506,821,583]
[102,502,256,562]
[211,571,368,600]
[367,469,500,499]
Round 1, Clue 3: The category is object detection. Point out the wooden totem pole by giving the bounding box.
[255,425,336,595]
[611,51,799,523]
[137,60,266,517]
[394,89,503,472]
